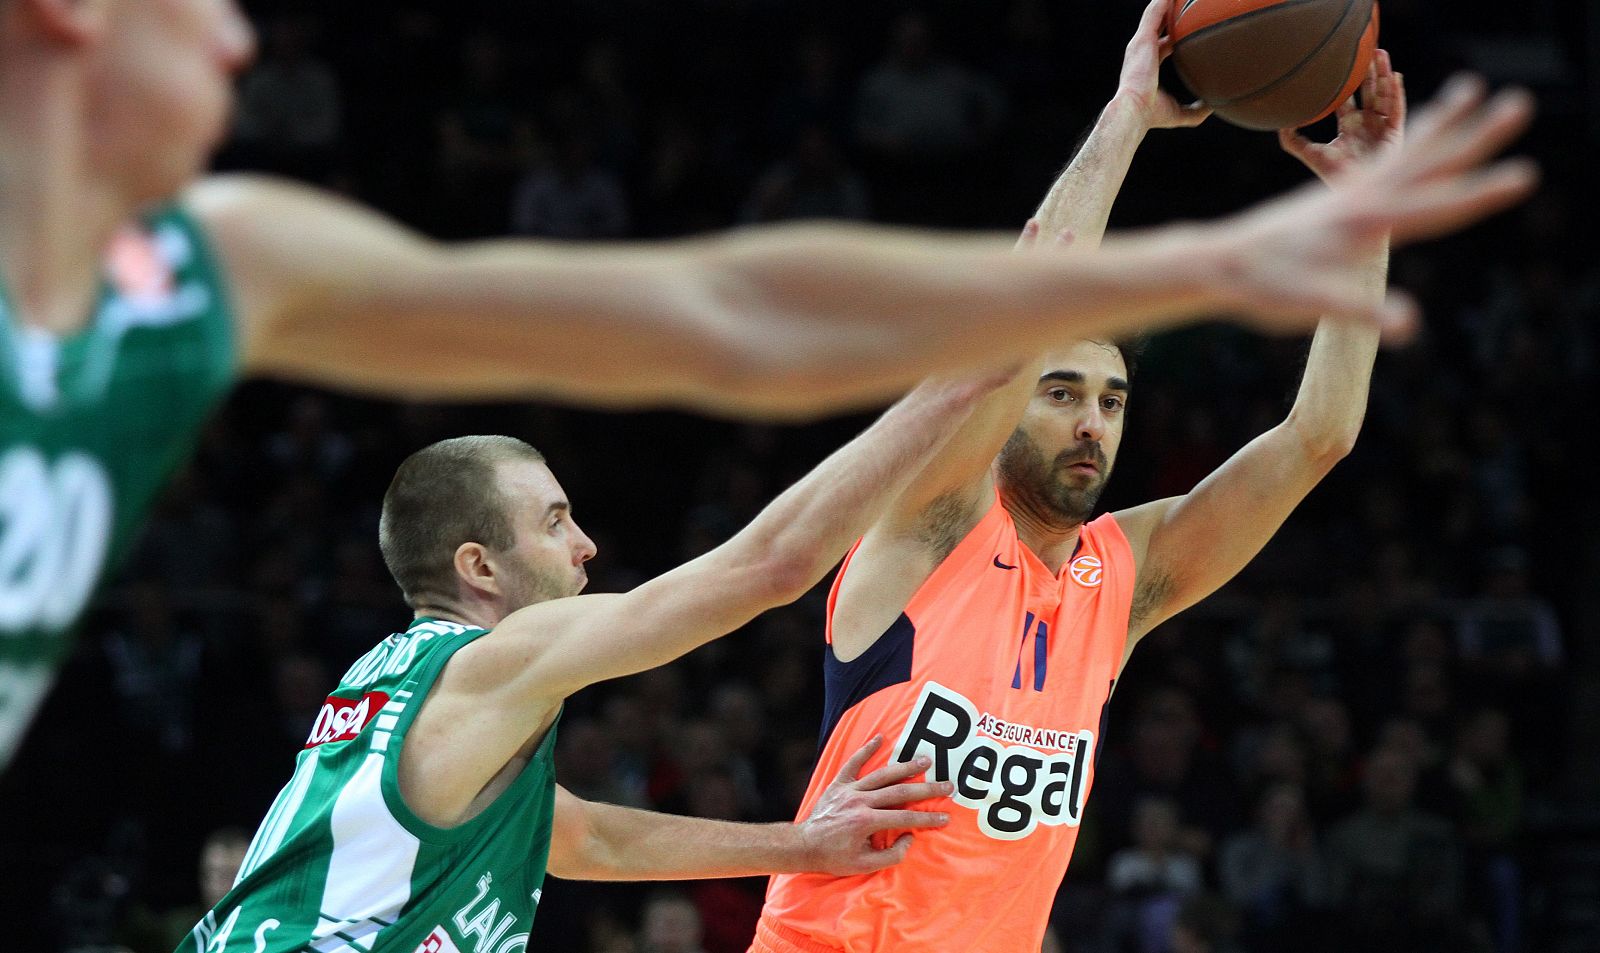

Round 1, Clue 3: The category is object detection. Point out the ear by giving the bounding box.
[453,542,501,599]
[21,0,110,46]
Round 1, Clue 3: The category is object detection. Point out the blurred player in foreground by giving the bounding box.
[753,17,1491,953]
[0,0,1533,774]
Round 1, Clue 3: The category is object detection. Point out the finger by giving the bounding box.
[1278,126,1318,162]
[870,810,952,831]
[1013,218,1041,251]
[1336,93,1358,122]
[835,735,883,783]
[1359,56,1379,110]
[857,833,916,872]
[1377,291,1420,345]
[865,780,956,807]
[1139,0,1173,38]
[1391,71,1408,130]
[1383,158,1540,246]
[1055,228,1076,248]
[855,754,933,790]
[1179,101,1213,126]
[1403,73,1488,151]
[1412,88,1535,182]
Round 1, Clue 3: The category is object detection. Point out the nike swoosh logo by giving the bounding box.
[993,555,1018,570]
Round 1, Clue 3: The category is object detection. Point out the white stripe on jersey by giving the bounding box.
[240,753,320,881]
[311,751,419,951]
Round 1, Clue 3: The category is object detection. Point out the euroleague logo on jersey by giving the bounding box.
[304,690,390,748]
[1069,554,1103,587]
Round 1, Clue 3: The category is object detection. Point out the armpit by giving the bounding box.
[915,491,976,562]
[1128,567,1177,633]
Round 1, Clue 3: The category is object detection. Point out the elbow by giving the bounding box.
[1301,430,1358,470]
[750,546,827,609]
[1285,415,1360,470]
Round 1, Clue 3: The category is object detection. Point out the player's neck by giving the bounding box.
[411,599,505,632]
[0,60,129,335]
[1003,497,1084,575]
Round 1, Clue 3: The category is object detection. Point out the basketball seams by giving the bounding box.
[1173,0,1366,110]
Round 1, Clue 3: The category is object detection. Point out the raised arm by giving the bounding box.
[184,70,1530,420]
[1115,51,1405,651]
[831,0,1208,659]
[548,738,953,881]
[401,373,1003,824]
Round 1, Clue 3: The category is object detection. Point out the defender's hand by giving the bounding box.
[1280,48,1407,183]
[1116,0,1211,130]
[1195,74,1535,341]
[796,735,953,875]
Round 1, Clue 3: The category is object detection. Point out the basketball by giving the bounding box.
[1168,0,1380,130]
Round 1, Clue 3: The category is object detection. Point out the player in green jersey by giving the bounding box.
[0,0,1536,770]
[191,375,1017,953]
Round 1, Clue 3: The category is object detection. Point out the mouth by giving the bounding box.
[1063,461,1099,476]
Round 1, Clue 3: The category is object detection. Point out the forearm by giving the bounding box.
[726,375,999,592]
[1285,239,1388,459]
[707,222,1221,395]
[555,800,811,881]
[1031,96,1151,251]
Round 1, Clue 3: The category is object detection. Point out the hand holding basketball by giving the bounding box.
[1281,48,1407,184]
[1117,0,1212,130]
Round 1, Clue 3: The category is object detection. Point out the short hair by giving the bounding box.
[378,436,545,607]
[1114,336,1148,382]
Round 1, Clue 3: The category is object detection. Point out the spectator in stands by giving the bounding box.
[1219,783,1330,946]
[1327,747,1462,948]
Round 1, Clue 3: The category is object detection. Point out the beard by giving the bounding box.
[996,427,1110,526]
[503,561,582,610]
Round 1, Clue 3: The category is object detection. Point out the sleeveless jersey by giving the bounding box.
[757,496,1135,953]
[0,207,237,769]
[184,617,560,953]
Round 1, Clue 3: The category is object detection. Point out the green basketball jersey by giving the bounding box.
[185,617,560,953]
[0,207,237,768]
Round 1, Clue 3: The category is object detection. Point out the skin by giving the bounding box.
[0,0,1538,422]
[384,375,1020,881]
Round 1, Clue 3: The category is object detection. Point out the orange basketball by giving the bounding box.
[1169,0,1379,130]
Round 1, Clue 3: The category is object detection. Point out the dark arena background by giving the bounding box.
[3,0,1597,951]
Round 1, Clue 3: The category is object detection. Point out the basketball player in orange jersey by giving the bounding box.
[754,10,1433,952]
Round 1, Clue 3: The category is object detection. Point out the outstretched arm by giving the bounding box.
[186,68,1529,420]
[549,738,952,880]
[1115,51,1405,650]
[403,372,1003,824]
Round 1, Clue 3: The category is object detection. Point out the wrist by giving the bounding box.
[784,820,821,874]
[1104,92,1159,136]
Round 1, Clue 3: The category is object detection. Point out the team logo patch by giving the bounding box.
[1069,555,1103,588]
[304,690,391,748]
[417,927,464,953]
[107,226,176,305]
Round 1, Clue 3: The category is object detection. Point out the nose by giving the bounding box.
[573,526,598,564]
[1076,407,1107,444]
[218,1,258,74]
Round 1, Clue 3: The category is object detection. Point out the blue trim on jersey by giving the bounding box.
[819,613,916,752]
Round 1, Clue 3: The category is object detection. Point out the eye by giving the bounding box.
[1047,388,1074,403]
[1102,396,1124,412]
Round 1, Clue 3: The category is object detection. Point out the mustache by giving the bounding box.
[1052,443,1107,470]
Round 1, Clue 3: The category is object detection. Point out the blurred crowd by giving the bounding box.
[3,0,1594,951]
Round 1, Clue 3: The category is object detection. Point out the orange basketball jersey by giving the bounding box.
[756,494,1135,953]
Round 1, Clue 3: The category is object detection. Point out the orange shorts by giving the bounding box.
[749,917,845,953]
